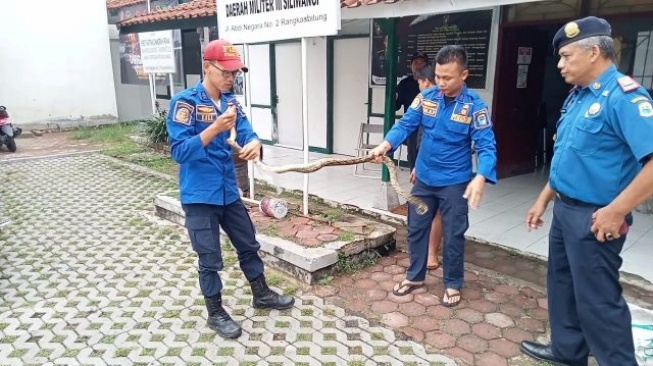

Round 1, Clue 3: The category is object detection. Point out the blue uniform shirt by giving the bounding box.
[166,81,259,206]
[550,65,653,206]
[385,85,498,187]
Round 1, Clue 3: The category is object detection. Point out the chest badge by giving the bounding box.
[421,99,439,117]
[196,105,218,123]
[451,102,473,124]
[587,102,602,116]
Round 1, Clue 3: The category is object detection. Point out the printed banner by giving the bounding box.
[370,9,493,89]
[139,30,176,74]
[217,0,341,43]
[119,32,181,85]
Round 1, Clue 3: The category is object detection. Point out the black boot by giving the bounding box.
[204,294,242,339]
[250,275,295,310]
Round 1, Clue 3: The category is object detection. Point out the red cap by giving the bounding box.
[203,39,248,72]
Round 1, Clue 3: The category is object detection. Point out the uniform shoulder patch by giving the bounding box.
[617,76,640,93]
[473,108,492,129]
[172,101,194,125]
[638,100,653,118]
[410,94,423,110]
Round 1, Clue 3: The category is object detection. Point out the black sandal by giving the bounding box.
[441,288,462,307]
[392,280,424,297]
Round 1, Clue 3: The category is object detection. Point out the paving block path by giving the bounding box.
[0,153,456,366]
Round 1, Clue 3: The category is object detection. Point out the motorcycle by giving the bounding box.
[0,106,22,153]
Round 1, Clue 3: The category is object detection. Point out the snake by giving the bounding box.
[223,106,428,215]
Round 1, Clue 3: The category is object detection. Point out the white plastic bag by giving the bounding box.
[629,303,653,365]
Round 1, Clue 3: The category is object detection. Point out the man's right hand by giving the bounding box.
[525,200,548,231]
[369,141,392,163]
[214,105,237,133]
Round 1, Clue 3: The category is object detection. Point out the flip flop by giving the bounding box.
[441,288,462,308]
[427,261,441,270]
[392,280,424,297]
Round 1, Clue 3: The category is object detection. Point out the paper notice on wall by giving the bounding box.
[517,64,529,89]
[517,47,533,65]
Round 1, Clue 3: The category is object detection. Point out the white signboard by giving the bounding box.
[138,30,175,73]
[217,0,341,44]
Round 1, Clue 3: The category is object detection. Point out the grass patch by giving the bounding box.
[71,122,138,144]
[338,231,356,242]
[283,285,298,296]
[335,250,379,274]
[266,274,284,286]
[317,274,334,286]
[323,209,343,223]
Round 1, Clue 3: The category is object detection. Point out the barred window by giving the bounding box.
[632,31,653,91]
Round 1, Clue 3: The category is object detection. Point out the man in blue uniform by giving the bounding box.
[522,16,653,366]
[371,45,498,307]
[166,39,294,339]
[396,52,429,171]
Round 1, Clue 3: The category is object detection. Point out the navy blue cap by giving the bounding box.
[553,16,611,52]
[411,52,429,63]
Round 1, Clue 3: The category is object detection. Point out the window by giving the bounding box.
[155,30,184,99]
[633,31,653,91]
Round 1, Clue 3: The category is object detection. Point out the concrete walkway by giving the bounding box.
[0,153,455,366]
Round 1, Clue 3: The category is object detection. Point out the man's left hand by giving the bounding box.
[239,140,262,161]
[591,205,626,243]
[463,175,486,209]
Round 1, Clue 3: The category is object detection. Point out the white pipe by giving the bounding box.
[301,38,309,216]
[149,74,157,114]
[244,44,256,200]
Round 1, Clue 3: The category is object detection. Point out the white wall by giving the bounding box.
[248,39,327,149]
[306,38,328,149]
[108,25,156,122]
[0,0,118,125]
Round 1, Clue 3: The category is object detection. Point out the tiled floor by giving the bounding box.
[255,145,653,283]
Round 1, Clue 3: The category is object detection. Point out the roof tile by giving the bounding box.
[118,0,216,26]
[107,0,147,10]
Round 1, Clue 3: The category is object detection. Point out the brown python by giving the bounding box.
[226,119,428,215]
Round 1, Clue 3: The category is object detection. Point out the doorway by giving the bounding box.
[182,30,202,88]
[492,24,560,178]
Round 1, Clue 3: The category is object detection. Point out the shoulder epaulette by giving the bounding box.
[617,76,640,93]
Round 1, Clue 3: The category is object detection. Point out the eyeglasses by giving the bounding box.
[210,63,241,78]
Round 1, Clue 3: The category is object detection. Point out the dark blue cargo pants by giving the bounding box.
[548,196,636,366]
[182,200,264,297]
[406,180,469,290]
